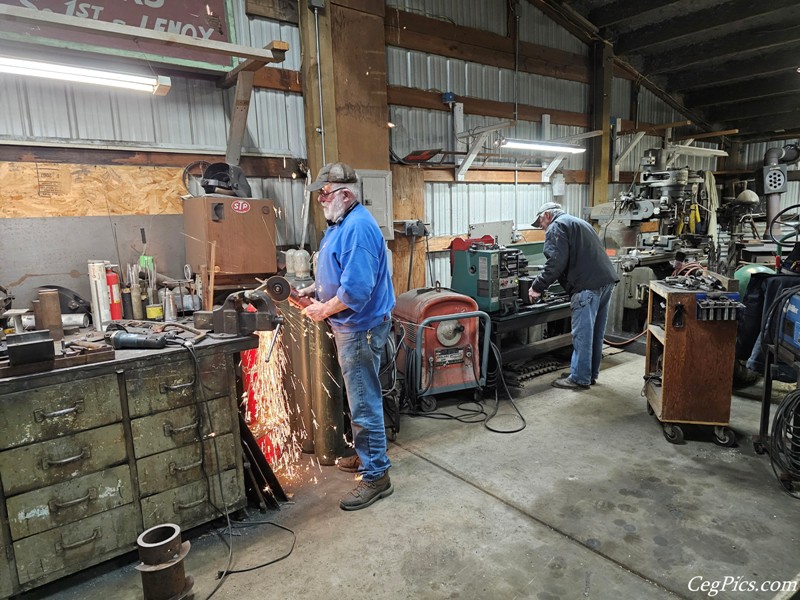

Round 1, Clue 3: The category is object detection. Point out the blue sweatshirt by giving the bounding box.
[315,203,395,332]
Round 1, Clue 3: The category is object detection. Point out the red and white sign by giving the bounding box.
[1,0,232,69]
[231,200,251,214]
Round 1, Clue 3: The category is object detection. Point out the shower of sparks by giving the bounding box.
[242,329,303,479]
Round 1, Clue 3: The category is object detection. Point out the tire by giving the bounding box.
[663,423,684,444]
[420,396,437,413]
[714,426,736,447]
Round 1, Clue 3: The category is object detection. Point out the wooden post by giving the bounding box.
[389,165,427,292]
[589,40,613,206]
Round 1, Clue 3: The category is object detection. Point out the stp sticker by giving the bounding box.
[231,200,251,213]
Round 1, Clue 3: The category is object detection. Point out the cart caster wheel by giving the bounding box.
[662,423,684,444]
[387,429,397,442]
[713,426,736,447]
[420,396,437,413]
[753,441,768,455]
[646,402,654,416]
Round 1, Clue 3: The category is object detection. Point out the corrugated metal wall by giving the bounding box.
[386,0,508,35]
[0,3,307,246]
[386,47,589,113]
[386,0,701,250]
[423,182,589,288]
[636,86,684,126]
[0,75,305,157]
[516,1,587,54]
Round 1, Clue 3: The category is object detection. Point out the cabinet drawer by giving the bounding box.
[137,433,238,497]
[14,504,138,585]
[131,396,234,459]
[125,354,230,417]
[0,423,127,496]
[141,468,244,531]
[0,375,121,449]
[7,465,133,540]
[0,510,14,598]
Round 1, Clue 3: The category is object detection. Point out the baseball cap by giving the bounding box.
[307,162,359,191]
[532,202,562,227]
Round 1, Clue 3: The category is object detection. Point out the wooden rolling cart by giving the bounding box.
[643,280,740,445]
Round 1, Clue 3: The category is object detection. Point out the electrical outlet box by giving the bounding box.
[357,169,394,241]
[308,0,325,9]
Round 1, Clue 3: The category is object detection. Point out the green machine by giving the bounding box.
[450,240,531,314]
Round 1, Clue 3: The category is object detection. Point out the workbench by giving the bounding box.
[490,300,572,363]
[0,334,257,598]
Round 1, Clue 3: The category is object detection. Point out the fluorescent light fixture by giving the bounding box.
[497,137,586,154]
[665,144,728,157]
[0,57,171,95]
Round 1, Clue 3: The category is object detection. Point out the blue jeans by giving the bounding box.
[569,283,614,386]
[333,320,392,481]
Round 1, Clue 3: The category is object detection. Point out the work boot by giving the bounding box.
[552,376,590,390]
[339,473,393,511]
[336,454,361,473]
[559,372,596,385]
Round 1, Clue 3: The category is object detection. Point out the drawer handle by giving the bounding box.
[49,487,98,512]
[33,400,85,423]
[55,528,102,553]
[41,447,91,469]
[174,494,207,511]
[159,380,195,394]
[163,420,199,437]
[169,459,203,474]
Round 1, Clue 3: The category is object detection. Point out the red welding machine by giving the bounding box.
[393,287,490,412]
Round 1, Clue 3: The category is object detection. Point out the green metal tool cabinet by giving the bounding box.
[0,336,256,597]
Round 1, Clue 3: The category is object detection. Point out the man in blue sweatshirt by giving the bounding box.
[528,202,618,390]
[299,162,396,510]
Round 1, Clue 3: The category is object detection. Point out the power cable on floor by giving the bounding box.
[769,388,800,500]
[603,328,647,346]
[168,339,297,599]
[214,520,297,579]
[482,341,526,434]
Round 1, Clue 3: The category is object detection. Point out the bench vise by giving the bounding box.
[194,288,284,336]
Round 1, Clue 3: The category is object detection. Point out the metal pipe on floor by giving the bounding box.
[135,523,193,600]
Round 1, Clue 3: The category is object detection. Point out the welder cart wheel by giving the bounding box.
[753,440,768,455]
[646,401,654,416]
[713,426,736,447]
[420,395,437,413]
[662,423,684,444]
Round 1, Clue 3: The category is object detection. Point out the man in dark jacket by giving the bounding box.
[528,202,618,389]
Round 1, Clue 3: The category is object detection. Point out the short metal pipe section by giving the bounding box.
[135,523,193,600]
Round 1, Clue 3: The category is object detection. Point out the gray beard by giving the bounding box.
[323,197,349,222]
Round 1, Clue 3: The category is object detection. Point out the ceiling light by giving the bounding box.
[496,137,586,154]
[0,57,171,95]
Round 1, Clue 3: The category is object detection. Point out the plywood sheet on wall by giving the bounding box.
[389,165,426,292]
[0,162,184,218]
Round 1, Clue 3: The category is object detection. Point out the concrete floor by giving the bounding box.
[19,351,800,600]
